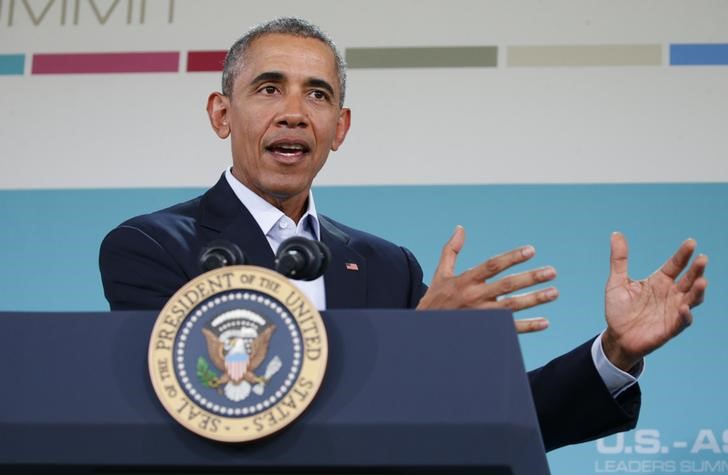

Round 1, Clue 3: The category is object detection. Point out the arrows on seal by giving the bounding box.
[253,356,282,396]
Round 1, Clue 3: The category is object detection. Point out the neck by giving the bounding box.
[268,194,308,224]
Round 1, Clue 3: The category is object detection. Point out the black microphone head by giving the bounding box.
[275,236,330,281]
[198,240,246,272]
[313,239,331,276]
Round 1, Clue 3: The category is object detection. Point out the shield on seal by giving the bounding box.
[225,351,249,382]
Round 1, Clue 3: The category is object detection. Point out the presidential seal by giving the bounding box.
[148,265,328,442]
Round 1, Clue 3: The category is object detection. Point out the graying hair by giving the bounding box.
[221,17,347,107]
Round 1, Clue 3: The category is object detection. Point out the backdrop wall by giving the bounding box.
[1,1,726,473]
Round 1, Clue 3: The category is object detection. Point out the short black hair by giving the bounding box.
[222,17,347,107]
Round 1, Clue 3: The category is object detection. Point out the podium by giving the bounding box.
[0,309,549,474]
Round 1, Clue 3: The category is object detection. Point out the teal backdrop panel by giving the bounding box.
[1,183,726,473]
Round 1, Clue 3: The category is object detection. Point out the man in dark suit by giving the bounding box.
[100,18,708,452]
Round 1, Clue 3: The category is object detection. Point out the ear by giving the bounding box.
[206,92,231,139]
[331,107,351,151]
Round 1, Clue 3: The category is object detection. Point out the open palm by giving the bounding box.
[602,233,708,371]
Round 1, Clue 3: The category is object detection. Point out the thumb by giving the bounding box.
[433,225,465,281]
[608,231,629,287]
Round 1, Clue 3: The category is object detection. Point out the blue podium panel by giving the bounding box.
[0,310,548,474]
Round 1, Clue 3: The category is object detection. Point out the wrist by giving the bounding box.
[601,330,641,373]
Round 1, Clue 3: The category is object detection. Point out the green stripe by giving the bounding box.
[346,46,497,68]
[507,45,662,67]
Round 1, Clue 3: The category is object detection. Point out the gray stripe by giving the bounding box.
[346,46,497,68]
[507,45,662,67]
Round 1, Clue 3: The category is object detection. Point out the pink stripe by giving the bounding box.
[32,52,179,74]
[187,50,226,72]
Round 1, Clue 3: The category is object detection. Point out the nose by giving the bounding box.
[276,94,309,129]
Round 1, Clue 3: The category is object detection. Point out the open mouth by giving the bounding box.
[265,140,311,161]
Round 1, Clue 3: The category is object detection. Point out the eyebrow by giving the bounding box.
[249,71,336,98]
[250,71,285,86]
[305,78,335,97]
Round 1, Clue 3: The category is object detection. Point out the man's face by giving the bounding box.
[210,34,350,211]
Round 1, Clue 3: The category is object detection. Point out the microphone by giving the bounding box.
[198,240,246,272]
[275,236,331,281]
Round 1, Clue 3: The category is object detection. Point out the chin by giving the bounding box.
[262,181,311,201]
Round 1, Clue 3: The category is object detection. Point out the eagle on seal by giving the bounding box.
[202,324,278,402]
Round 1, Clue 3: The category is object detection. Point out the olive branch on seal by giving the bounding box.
[196,356,222,388]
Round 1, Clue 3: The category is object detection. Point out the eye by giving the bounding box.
[259,85,278,95]
[309,89,329,101]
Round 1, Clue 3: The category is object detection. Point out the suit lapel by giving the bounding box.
[217,216,276,269]
[199,174,276,270]
[320,216,367,309]
[198,176,364,306]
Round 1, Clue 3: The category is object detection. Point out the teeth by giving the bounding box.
[275,143,304,151]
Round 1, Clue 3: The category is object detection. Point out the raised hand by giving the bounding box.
[416,226,558,333]
[602,232,708,371]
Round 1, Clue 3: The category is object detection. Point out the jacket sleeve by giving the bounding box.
[529,337,641,451]
[99,224,189,310]
[401,245,429,308]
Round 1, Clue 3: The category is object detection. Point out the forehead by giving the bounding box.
[239,34,339,86]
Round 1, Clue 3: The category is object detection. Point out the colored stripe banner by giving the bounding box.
[187,51,226,72]
[32,52,179,74]
[507,45,662,67]
[1,44,726,76]
[0,54,25,75]
[670,44,728,65]
[346,46,498,68]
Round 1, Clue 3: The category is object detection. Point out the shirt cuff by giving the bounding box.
[590,331,644,398]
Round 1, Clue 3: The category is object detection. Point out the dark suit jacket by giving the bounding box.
[99,174,640,452]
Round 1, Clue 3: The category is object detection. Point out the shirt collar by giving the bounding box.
[224,168,321,240]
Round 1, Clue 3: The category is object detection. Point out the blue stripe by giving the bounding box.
[1,184,726,316]
[670,43,728,65]
[0,54,25,75]
[0,188,202,312]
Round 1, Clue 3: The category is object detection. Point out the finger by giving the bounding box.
[467,245,536,282]
[660,238,697,280]
[515,317,549,334]
[482,287,559,312]
[684,276,708,308]
[608,232,629,286]
[484,266,557,300]
[433,225,465,281]
[677,254,707,293]
[677,304,694,331]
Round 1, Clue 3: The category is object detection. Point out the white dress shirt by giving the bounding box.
[591,332,642,396]
[225,168,327,310]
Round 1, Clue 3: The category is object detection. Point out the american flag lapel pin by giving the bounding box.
[345,262,359,271]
